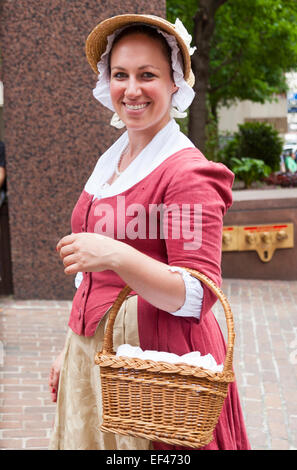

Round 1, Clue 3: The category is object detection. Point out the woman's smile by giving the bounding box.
[123,102,150,112]
[124,102,149,109]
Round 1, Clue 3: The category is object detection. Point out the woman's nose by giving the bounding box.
[124,77,142,99]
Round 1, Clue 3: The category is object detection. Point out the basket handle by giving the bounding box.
[101,268,235,374]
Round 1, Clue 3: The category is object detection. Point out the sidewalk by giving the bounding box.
[1,278,297,450]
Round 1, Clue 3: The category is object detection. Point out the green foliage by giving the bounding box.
[167,0,297,112]
[204,100,220,161]
[220,121,283,172]
[174,113,189,136]
[166,0,196,34]
[230,157,272,188]
[210,0,297,111]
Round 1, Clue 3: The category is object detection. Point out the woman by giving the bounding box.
[49,14,250,450]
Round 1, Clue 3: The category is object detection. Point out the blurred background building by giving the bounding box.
[218,72,297,145]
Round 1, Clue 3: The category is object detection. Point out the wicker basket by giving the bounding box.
[95,268,235,448]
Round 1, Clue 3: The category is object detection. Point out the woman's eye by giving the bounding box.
[113,72,127,79]
[142,72,155,79]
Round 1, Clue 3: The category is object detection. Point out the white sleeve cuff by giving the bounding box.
[74,271,83,289]
[167,266,204,319]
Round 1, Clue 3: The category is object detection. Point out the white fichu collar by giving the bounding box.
[92,18,196,129]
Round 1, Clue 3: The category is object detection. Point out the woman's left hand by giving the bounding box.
[56,232,120,275]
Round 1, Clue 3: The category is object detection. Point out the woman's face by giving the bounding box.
[109,33,178,135]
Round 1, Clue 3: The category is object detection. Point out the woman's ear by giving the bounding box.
[172,83,179,94]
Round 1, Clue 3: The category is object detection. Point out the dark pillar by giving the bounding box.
[0,201,13,295]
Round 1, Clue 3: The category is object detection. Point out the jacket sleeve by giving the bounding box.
[163,149,234,322]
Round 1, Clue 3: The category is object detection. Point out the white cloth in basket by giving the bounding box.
[116,344,223,372]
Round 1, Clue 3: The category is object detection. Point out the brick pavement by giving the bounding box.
[0,278,297,450]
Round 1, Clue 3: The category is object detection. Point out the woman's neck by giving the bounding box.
[126,117,171,161]
[107,118,172,185]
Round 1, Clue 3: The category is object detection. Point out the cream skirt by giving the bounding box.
[49,296,152,450]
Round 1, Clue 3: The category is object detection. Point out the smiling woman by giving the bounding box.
[48,14,250,451]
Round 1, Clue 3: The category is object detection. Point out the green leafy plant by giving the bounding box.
[230,157,271,189]
[237,122,283,171]
[221,121,283,171]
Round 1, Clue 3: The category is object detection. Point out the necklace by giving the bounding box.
[115,145,129,176]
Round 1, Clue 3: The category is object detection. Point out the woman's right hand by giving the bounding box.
[49,350,64,403]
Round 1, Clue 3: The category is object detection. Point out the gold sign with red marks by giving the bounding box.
[222,223,294,262]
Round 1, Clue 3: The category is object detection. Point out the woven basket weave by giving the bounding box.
[95,268,235,448]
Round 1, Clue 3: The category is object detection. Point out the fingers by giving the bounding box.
[64,262,80,275]
[61,253,77,268]
[49,376,57,401]
[49,351,65,402]
[56,233,76,253]
[51,388,57,403]
[49,368,59,403]
[50,368,59,390]
[56,234,80,274]
[48,368,54,388]
[59,243,75,259]
[49,367,60,402]
[60,250,81,275]
[50,381,58,402]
